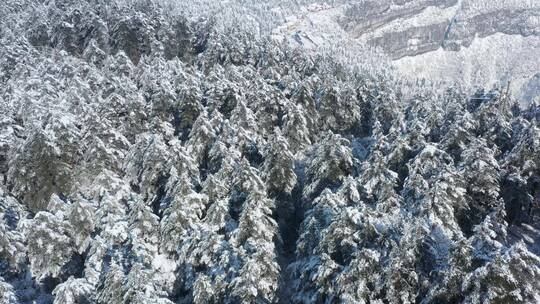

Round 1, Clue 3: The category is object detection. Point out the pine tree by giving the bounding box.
[252,78,286,136]
[67,198,95,254]
[319,81,361,133]
[175,76,204,140]
[22,210,76,281]
[0,191,26,272]
[52,277,94,304]
[474,89,514,152]
[290,82,319,138]
[96,261,125,304]
[469,206,508,264]
[192,274,215,304]
[0,219,26,273]
[358,149,399,207]
[160,168,208,255]
[462,242,540,303]
[127,200,160,264]
[187,109,223,169]
[303,131,354,199]
[458,138,501,235]
[123,262,173,304]
[505,123,540,176]
[230,161,280,303]
[283,103,312,154]
[262,129,297,195]
[441,112,478,162]
[123,133,173,203]
[334,248,384,303]
[0,277,18,304]
[7,115,80,212]
[292,189,347,302]
[384,224,421,304]
[92,171,131,244]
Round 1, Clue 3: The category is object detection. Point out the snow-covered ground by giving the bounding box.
[271,4,345,50]
[394,33,540,106]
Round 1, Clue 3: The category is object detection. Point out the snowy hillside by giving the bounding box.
[1,0,540,303]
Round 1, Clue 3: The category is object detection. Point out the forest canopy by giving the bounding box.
[0,0,539,303]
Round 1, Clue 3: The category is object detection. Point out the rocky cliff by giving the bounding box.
[342,0,540,59]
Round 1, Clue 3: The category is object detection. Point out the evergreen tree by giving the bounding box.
[262,129,297,195]
[52,277,93,304]
[96,261,125,304]
[462,242,540,303]
[303,132,354,199]
[0,277,18,304]
[127,200,160,264]
[230,161,281,303]
[358,149,399,209]
[1,1,539,302]
[283,103,312,154]
[7,115,80,212]
[22,209,77,281]
[160,168,208,255]
[458,138,501,234]
[67,198,95,254]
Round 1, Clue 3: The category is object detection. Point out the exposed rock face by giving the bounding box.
[342,0,540,59]
[342,0,458,59]
[444,1,540,50]
[365,19,450,59]
[342,0,458,34]
[325,0,540,102]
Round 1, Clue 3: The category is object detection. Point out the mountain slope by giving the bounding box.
[273,0,540,103]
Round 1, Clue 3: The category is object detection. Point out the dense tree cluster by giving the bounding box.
[0,0,539,303]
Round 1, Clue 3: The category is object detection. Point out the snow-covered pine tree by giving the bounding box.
[458,138,501,235]
[160,167,208,256]
[262,129,297,196]
[303,131,354,199]
[462,241,540,304]
[230,160,280,303]
[283,103,312,154]
[7,115,80,212]
[52,277,93,304]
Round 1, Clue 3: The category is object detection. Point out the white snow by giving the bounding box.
[270,5,346,49]
[393,33,540,105]
[152,254,177,273]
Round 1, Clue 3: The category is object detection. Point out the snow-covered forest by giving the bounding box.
[1,0,539,303]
